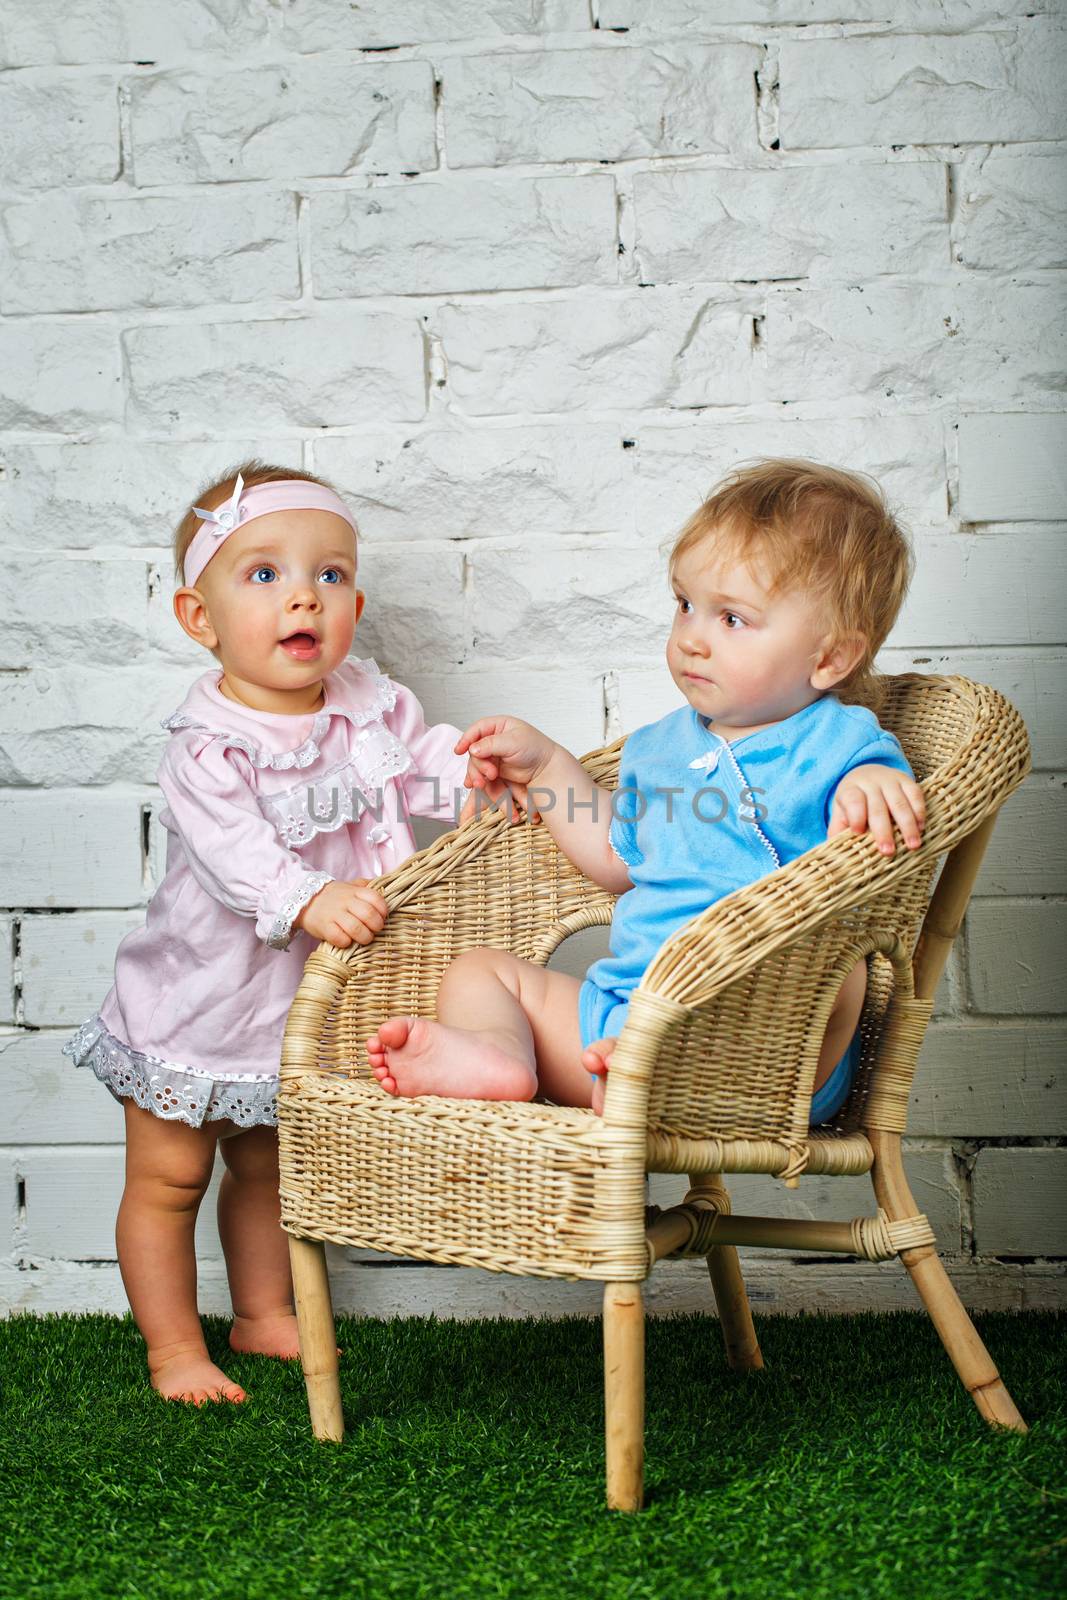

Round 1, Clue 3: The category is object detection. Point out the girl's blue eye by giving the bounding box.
[320,568,343,585]
[250,566,276,584]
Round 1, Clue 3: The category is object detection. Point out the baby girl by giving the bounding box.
[367,458,927,1118]
[64,462,470,1405]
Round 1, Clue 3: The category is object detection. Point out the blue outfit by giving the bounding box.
[579,695,913,1124]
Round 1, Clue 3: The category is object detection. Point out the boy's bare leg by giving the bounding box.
[219,1125,300,1361]
[116,1102,246,1404]
[367,950,593,1106]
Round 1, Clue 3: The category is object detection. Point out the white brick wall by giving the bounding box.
[1,0,1064,1318]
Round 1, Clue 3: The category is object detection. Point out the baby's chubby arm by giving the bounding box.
[455,716,633,894]
[827,764,926,856]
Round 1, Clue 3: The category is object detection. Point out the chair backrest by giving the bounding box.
[607,675,1030,1147]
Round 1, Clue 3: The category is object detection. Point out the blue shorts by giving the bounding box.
[578,979,860,1127]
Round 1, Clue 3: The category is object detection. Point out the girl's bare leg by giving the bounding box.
[367,951,593,1106]
[116,1102,245,1404]
[219,1125,300,1359]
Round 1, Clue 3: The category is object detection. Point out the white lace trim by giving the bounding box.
[62,1015,278,1130]
[266,869,333,950]
[160,657,400,772]
[259,724,415,847]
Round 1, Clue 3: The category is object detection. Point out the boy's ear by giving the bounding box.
[173,586,219,651]
[810,631,867,692]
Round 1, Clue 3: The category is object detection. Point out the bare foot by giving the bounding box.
[149,1346,247,1406]
[230,1311,301,1360]
[366,1016,536,1100]
[581,1036,617,1116]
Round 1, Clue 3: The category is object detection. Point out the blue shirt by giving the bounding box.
[579,694,912,1045]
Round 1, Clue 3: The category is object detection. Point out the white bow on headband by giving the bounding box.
[192,472,246,538]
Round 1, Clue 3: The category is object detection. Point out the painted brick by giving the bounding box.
[2,556,147,671]
[967,902,1067,1014]
[280,1,590,51]
[0,326,121,433]
[957,154,1067,271]
[973,779,1067,898]
[436,289,756,415]
[972,1148,1067,1256]
[124,317,426,433]
[0,76,119,191]
[0,190,299,315]
[630,415,948,547]
[0,440,303,552]
[441,43,759,167]
[955,284,1067,403]
[0,924,13,1027]
[350,547,469,674]
[910,1021,1067,1137]
[468,544,663,666]
[16,1148,225,1261]
[0,665,182,788]
[779,20,1067,149]
[128,59,437,185]
[0,0,268,66]
[633,163,946,283]
[599,1,1029,26]
[402,667,606,758]
[890,534,1066,649]
[957,414,1067,522]
[758,283,955,407]
[19,911,143,1027]
[0,791,146,908]
[0,1030,122,1143]
[313,425,631,542]
[311,174,617,298]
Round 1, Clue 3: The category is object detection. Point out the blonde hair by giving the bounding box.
[669,457,913,698]
[173,458,354,587]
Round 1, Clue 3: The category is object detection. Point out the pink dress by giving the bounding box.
[62,657,470,1130]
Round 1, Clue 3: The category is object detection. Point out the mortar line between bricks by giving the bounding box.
[5,23,990,84]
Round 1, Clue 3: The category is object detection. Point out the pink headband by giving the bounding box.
[183,474,359,588]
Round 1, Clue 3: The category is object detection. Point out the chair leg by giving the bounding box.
[603,1281,644,1511]
[869,1130,1027,1433]
[687,1174,764,1372]
[289,1234,344,1442]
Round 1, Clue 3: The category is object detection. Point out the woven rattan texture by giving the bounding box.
[279,675,1031,1277]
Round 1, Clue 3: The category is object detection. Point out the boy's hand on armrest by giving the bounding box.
[456,716,555,821]
[295,879,389,949]
[828,764,926,856]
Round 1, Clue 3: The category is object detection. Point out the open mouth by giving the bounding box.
[280,630,321,659]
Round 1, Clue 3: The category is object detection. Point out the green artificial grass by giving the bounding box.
[0,1311,1064,1600]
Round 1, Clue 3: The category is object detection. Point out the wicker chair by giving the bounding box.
[279,673,1031,1510]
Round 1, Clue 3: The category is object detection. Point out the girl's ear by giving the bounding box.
[810,631,866,692]
[353,588,366,626]
[173,586,219,652]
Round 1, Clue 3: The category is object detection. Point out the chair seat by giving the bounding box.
[279,1074,646,1281]
[279,1072,875,1279]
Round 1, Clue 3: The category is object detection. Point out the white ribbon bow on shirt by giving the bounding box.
[688,747,722,775]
